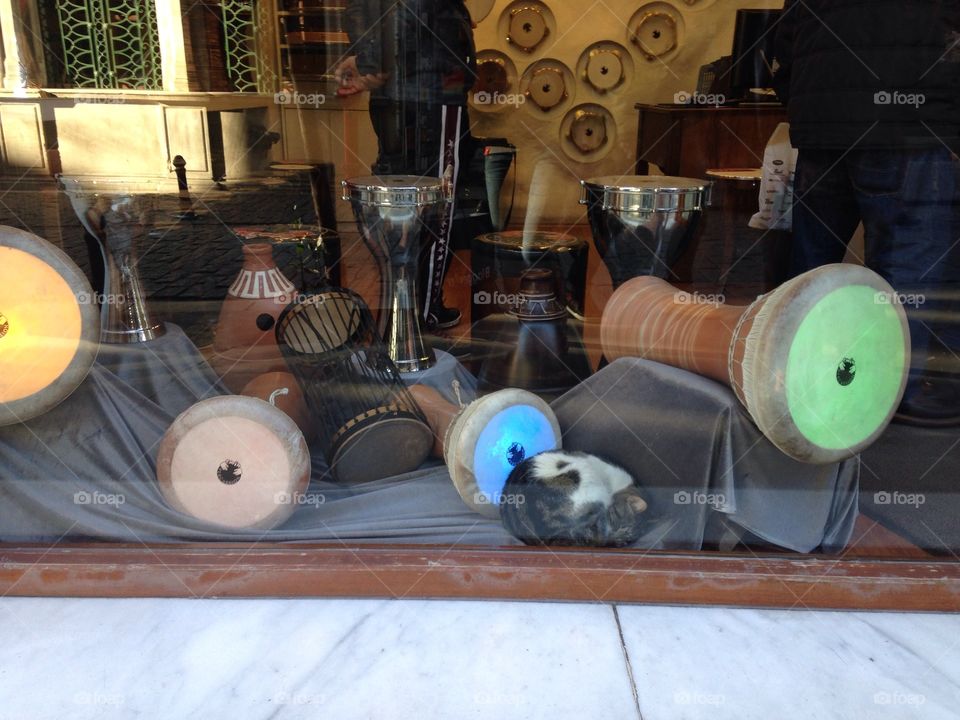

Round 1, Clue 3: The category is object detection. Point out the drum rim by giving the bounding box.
[738,263,910,463]
[475,230,586,251]
[0,226,100,426]
[275,288,373,355]
[579,175,710,212]
[330,414,433,484]
[580,175,709,193]
[446,389,561,517]
[156,395,311,530]
[342,175,450,207]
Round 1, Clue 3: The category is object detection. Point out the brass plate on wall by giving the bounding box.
[520,59,575,117]
[560,104,617,162]
[499,0,556,54]
[577,41,634,94]
[628,3,683,61]
[470,50,520,113]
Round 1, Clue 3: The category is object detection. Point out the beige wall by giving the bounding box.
[281,0,784,225]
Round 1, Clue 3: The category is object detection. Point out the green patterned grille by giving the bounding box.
[55,0,162,89]
[222,0,275,92]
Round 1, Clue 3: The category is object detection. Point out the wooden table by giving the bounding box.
[634,103,787,177]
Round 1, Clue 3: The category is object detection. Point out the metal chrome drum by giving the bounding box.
[60,176,172,344]
[342,176,451,373]
[580,175,710,288]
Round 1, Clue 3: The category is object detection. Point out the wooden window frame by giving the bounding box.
[2,543,959,611]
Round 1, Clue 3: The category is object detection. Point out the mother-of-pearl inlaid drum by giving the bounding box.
[0,226,100,426]
[601,263,911,464]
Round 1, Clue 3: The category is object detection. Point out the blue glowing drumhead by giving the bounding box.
[473,404,559,501]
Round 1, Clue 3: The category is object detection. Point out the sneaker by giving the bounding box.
[425,304,462,330]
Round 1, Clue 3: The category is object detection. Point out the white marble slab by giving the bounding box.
[617,605,960,720]
[0,598,638,720]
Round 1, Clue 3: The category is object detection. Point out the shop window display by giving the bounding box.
[0,0,958,609]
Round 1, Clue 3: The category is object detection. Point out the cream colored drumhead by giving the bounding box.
[157,396,311,530]
[445,389,561,517]
[0,226,99,426]
[736,263,910,463]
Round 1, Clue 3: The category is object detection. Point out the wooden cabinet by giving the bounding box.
[634,103,787,176]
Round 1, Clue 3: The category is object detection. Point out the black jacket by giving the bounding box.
[342,0,476,105]
[773,0,960,151]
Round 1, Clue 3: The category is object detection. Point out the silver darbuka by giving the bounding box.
[60,176,173,343]
[342,176,451,373]
[580,176,710,288]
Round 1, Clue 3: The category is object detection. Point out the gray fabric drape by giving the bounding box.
[0,329,856,552]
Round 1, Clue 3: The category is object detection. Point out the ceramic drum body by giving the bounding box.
[276,288,433,484]
[580,176,709,288]
[342,176,450,373]
[0,226,100,426]
[156,395,311,531]
[601,263,911,464]
[213,242,297,392]
[410,385,562,518]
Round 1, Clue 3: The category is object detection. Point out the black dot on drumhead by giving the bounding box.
[218,460,242,485]
[652,29,661,39]
[507,443,526,467]
[836,357,856,387]
[256,313,276,331]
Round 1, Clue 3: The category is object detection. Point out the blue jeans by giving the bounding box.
[792,147,960,384]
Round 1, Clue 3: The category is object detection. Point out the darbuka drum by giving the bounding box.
[471,230,588,322]
[0,226,100,426]
[156,396,311,531]
[410,384,561,517]
[580,176,709,287]
[276,288,433,484]
[342,176,451,372]
[601,263,911,463]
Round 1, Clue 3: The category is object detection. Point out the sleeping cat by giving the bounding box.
[499,450,649,547]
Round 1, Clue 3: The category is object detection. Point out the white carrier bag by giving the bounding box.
[749,122,798,231]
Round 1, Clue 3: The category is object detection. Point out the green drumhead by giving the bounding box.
[785,284,907,451]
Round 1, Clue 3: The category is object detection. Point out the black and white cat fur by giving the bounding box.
[499,450,649,547]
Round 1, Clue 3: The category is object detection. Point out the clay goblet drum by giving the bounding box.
[0,226,100,426]
[157,396,311,531]
[409,384,561,517]
[601,263,911,464]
